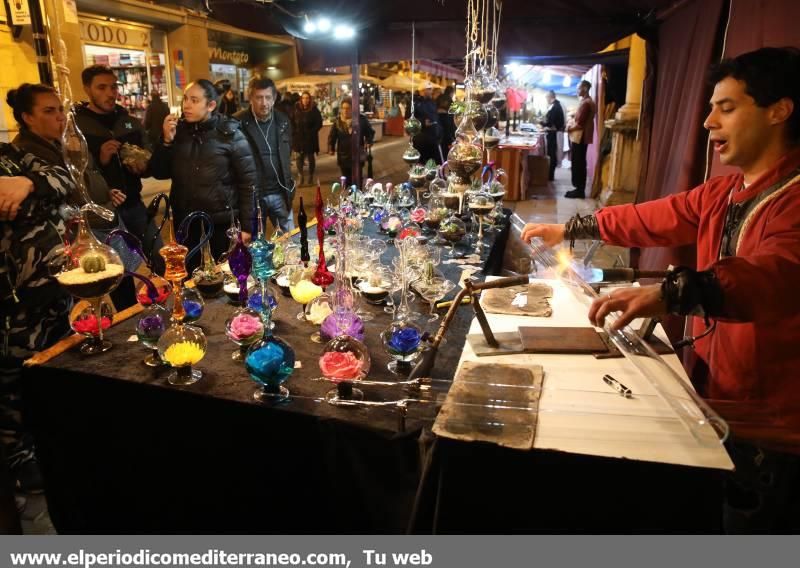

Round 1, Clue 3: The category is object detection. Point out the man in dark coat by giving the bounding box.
[540,89,566,181]
[75,65,153,244]
[233,77,296,232]
[292,91,323,186]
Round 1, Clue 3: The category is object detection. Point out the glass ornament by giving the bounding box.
[157,322,207,386]
[319,335,371,402]
[69,300,114,355]
[55,215,124,354]
[136,303,170,366]
[381,320,424,375]
[245,326,295,402]
[226,307,265,361]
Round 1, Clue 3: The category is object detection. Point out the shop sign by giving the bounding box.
[209,47,249,65]
[80,19,150,49]
[10,0,32,25]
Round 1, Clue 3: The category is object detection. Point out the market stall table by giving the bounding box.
[492,134,546,201]
[22,220,508,533]
[410,277,733,533]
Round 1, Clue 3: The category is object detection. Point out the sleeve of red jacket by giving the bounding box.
[595,185,704,248]
[711,189,800,323]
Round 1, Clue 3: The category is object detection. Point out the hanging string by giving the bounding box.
[50,0,73,105]
[410,21,416,114]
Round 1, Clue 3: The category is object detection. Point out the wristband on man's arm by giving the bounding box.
[564,213,600,249]
[660,266,724,321]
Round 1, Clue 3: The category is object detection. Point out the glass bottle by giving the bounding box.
[55,214,124,354]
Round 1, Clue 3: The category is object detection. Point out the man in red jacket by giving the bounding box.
[522,47,800,532]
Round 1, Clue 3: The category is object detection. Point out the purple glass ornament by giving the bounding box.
[228,233,253,305]
[320,311,365,342]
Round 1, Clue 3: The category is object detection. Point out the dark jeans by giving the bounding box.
[723,440,800,533]
[262,193,294,234]
[296,152,316,181]
[570,141,588,192]
[546,131,559,181]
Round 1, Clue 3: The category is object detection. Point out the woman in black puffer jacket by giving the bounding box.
[151,79,257,263]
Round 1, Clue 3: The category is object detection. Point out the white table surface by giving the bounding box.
[453,278,734,471]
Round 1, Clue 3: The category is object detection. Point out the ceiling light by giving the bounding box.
[304,20,316,34]
[333,24,355,40]
[318,18,332,32]
[562,75,572,87]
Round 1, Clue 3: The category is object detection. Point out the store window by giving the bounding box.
[80,15,171,119]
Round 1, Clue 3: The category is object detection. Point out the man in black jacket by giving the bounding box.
[75,65,155,247]
[234,77,295,233]
[540,90,565,181]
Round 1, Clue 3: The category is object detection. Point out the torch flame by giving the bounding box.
[555,249,573,275]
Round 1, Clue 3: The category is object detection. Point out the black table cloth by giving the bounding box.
[22,217,510,533]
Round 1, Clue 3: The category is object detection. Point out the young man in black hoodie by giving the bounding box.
[75,65,156,254]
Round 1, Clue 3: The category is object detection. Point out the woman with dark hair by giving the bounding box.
[2,87,76,496]
[7,83,139,309]
[327,98,374,187]
[151,79,257,263]
[219,88,239,117]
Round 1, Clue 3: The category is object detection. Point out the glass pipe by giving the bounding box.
[55,213,124,354]
[298,196,310,266]
[312,184,334,288]
[248,199,277,323]
[61,110,115,223]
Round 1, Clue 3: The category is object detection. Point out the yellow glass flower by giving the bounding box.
[290,279,323,305]
[163,341,206,367]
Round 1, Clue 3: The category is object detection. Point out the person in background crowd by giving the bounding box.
[412,84,443,164]
[328,98,374,187]
[292,91,323,187]
[220,88,239,117]
[1,105,76,496]
[75,65,160,258]
[522,47,800,533]
[565,79,596,198]
[234,77,295,233]
[437,85,456,161]
[143,89,170,147]
[540,89,566,182]
[151,80,257,264]
[7,83,137,309]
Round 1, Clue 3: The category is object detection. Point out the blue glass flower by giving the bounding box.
[182,299,203,321]
[245,336,295,389]
[388,327,421,354]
